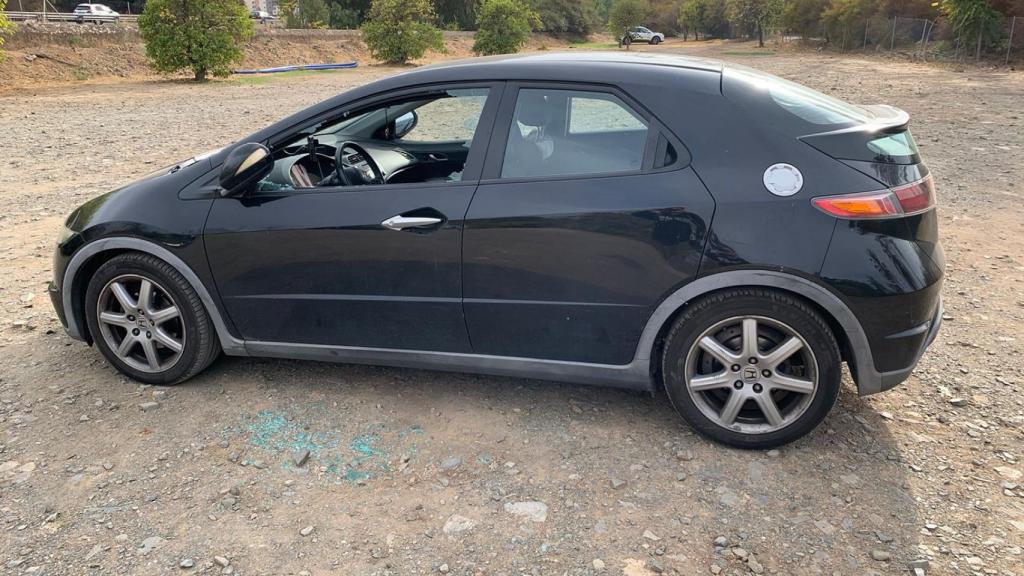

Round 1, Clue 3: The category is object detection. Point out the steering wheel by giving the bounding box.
[335,141,384,186]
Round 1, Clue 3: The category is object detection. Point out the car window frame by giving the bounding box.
[480,81,687,184]
[254,81,504,197]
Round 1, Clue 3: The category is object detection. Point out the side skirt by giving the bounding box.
[243,341,652,390]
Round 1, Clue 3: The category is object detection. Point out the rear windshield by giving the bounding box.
[867,131,919,159]
[729,67,870,126]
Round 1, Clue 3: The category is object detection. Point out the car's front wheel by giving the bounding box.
[85,252,220,385]
[661,288,841,449]
[650,36,661,45]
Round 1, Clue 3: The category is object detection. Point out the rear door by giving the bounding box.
[462,83,716,365]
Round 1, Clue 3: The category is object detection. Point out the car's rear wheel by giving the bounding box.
[85,252,220,385]
[661,288,841,449]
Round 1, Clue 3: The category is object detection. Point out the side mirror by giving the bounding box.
[393,111,418,139]
[219,143,272,197]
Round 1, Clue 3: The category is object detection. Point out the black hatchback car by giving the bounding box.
[49,53,943,448]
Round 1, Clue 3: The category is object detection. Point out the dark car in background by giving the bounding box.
[48,53,942,448]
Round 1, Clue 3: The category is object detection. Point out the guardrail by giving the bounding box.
[3,11,139,22]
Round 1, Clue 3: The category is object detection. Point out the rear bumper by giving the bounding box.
[857,296,942,395]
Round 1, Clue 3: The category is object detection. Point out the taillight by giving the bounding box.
[812,175,935,219]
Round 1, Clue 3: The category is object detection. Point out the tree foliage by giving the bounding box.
[677,0,730,39]
[436,0,481,30]
[473,0,540,55]
[608,0,651,34]
[0,0,15,62]
[361,0,444,64]
[941,0,1003,56]
[282,0,332,28]
[727,0,784,46]
[138,0,253,81]
[531,0,598,37]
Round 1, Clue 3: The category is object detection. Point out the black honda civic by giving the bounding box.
[49,53,943,448]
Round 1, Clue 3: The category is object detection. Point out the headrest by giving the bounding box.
[516,91,552,127]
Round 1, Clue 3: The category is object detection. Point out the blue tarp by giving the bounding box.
[233,61,358,74]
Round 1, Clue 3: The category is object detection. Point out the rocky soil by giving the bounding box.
[1,42,1022,575]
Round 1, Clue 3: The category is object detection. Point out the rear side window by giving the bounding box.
[730,67,869,126]
[501,88,648,179]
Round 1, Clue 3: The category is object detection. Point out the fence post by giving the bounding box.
[42,0,46,22]
[918,19,929,59]
[1009,16,1017,66]
[863,18,869,50]
[890,17,897,51]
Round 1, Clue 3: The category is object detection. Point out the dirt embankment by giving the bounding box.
[0,23,566,92]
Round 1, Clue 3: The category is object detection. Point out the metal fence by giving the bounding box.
[4,10,139,22]
[781,15,1020,66]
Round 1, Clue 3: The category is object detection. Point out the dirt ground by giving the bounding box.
[1,40,1023,576]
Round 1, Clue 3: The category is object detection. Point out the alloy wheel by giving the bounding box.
[684,315,818,434]
[96,274,185,373]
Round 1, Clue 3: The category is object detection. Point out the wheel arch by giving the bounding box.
[635,270,882,396]
[63,237,246,355]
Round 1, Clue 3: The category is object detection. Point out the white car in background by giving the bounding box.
[622,26,666,45]
[73,3,120,24]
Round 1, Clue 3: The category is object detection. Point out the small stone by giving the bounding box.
[907,559,930,572]
[300,525,315,536]
[152,390,167,400]
[870,549,892,561]
[137,536,164,556]
[643,529,661,541]
[676,450,694,461]
[138,402,160,412]
[592,559,606,571]
[713,535,728,547]
[442,515,476,535]
[610,478,626,490]
[647,558,665,573]
[438,564,449,573]
[504,501,548,522]
[440,456,462,470]
[180,558,195,569]
[765,449,780,458]
[676,472,688,481]
[948,397,968,407]
[732,547,748,560]
[213,556,230,568]
[102,463,113,471]
[748,557,764,574]
[79,414,90,422]
[292,449,310,467]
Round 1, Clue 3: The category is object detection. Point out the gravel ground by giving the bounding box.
[1,43,1023,576]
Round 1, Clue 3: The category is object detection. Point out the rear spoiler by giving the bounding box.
[800,104,917,164]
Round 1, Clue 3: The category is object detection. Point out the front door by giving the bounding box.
[462,84,716,365]
[204,84,500,352]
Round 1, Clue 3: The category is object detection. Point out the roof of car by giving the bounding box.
[416,51,724,75]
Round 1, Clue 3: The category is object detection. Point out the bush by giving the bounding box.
[608,0,650,35]
[361,0,444,64]
[0,0,15,62]
[138,0,253,81]
[532,0,598,38]
[473,0,540,55]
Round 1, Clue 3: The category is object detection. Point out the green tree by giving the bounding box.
[138,0,253,81]
[435,0,480,30]
[727,0,783,46]
[820,0,872,44]
[473,0,540,55]
[531,0,598,37]
[608,0,650,35]
[681,0,729,38]
[361,0,444,64]
[283,0,331,28]
[781,0,827,38]
[941,0,1003,59]
[0,0,15,62]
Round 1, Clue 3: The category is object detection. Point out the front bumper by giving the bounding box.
[48,280,68,330]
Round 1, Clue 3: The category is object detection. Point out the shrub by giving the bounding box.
[532,0,597,38]
[361,0,444,64]
[608,0,650,36]
[473,0,541,55]
[138,0,254,81]
[0,0,15,62]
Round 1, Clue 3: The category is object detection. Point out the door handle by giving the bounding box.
[427,153,448,161]
[381,215,444,231]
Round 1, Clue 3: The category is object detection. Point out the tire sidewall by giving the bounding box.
[85,258,204,385]
[662,294,841,449]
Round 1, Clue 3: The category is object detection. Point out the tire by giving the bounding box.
[84,252,220,385]
[650,37,661,45]
[660,288,841,449]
